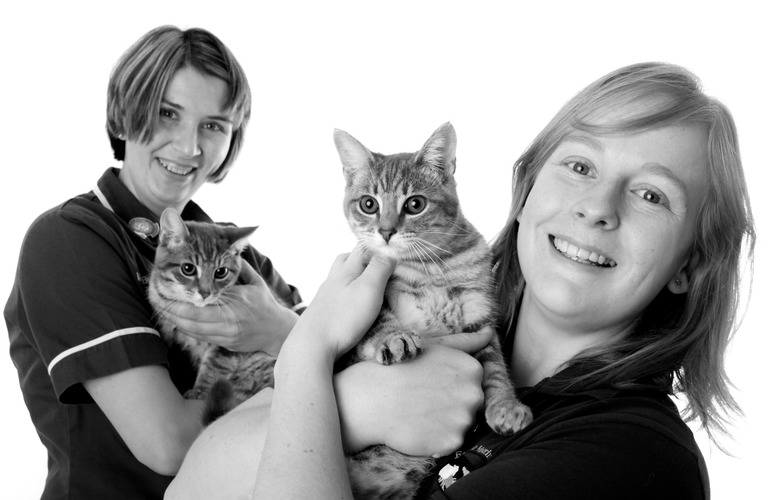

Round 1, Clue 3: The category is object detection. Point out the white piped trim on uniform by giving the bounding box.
[93,184,116,213]
[291,302,306,312]
[47,327,160,375]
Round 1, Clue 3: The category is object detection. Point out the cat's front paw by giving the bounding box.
[486,398,533,436]
[376,332,423,365]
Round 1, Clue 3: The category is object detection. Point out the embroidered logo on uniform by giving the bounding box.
[437,445,493,491]
[438,463,470,490]
[129,217,159,239]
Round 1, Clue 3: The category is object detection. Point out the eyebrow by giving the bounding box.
[643,163,688,196]
[161,98,234,123]
[561,134,604,151]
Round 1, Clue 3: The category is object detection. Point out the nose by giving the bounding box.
[378,199,400,243]
[172,123,201,157]
[379,228,397,242]
[573,185,620,230]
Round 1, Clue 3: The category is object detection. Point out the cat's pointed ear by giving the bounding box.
[159,208,189,248]
[416,122,457,177]
[334,129,374,180]
[228,226,258,253]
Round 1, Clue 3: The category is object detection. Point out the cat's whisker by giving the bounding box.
[412,236,453,257]
[411,240,450,284]
[405,241,432,278]
[444,220,476,235]
[408,240,444,283]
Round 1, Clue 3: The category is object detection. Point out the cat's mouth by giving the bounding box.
[158,158,195,177]
[550,236,617,268]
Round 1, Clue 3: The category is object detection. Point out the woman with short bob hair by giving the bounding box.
[7,25,483,500]
[106,25,251,182]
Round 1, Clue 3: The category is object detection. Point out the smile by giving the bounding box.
[157,158,195,177]
[551,236,617,268]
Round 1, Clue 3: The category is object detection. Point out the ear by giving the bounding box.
[666,250,700,295]
[334,129,374,181]
[416,122,457,177]
[159,208,189,248]
[228,226,258,253]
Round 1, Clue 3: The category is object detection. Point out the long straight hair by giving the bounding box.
[493,62,755,446]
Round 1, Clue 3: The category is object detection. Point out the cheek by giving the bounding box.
[204,135,233,168]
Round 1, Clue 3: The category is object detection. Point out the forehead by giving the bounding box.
[163,66,232,117]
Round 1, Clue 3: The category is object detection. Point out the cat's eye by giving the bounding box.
[359,196,379,215]
[180,263,197,277]
[214,267,230,280]
[404,196,427,215]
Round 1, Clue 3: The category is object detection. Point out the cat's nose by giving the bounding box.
[379,228,397,243]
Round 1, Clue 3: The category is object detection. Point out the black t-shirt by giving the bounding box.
[418,372,709,500]
[5,168,303,500]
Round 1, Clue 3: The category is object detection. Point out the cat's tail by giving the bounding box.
[202,378,237,426]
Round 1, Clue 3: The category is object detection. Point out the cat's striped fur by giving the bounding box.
[335,123,532,500]
[147,208,276,424]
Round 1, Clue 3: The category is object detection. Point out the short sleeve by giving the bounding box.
[15,205,167,403]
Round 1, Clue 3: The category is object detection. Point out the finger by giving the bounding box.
[327,253,351,277]
[426,329,493,354]
[360,254,395,287]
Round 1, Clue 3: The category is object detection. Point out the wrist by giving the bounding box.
[334,361,387,452]
[265,307,298,356]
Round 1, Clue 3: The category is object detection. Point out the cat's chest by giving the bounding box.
[386,267,492,337]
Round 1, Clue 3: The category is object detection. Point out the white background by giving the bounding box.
[1,1,765,498]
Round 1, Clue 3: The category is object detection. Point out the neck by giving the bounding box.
[118,168,185,218]
[510,291,633,388]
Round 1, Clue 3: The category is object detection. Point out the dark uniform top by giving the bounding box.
[5,167,303,500]
[419,368,709,500]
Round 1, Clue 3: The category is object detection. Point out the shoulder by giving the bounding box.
[23,194,134,259]
[530,388,701,459]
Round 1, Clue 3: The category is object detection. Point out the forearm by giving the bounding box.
[252,328,353,499]
[84,366,206,476]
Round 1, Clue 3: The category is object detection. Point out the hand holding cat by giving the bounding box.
[158,259,298,356]
[335,343,485,457]
[289,250,396,360]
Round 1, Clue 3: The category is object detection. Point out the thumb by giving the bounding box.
[426,328,494,354]
[359,255,395,289]
[238,258,266,286]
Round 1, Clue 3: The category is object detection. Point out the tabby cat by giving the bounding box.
[335,122,533,500]
[147,208,276,424]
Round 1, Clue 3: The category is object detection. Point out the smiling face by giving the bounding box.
[120,66,234,216]
[516,123,708,336]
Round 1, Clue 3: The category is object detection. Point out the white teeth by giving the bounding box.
[158,159,194,176]
[552,237,616,267]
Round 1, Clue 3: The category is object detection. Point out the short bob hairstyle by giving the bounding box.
[106,25,251,183]
[493,62,755,444]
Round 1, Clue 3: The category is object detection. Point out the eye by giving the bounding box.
[203,121,225,133]
[214,267,230,280]
[569,161,591,175]
[180,263,197,277]
[159,108,178,120]
[404,196,427,215]
[636,188,667,206]
[359,196,379,215]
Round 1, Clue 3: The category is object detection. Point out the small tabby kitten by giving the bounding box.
[147,208,276,424]
[335,123,533,500]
